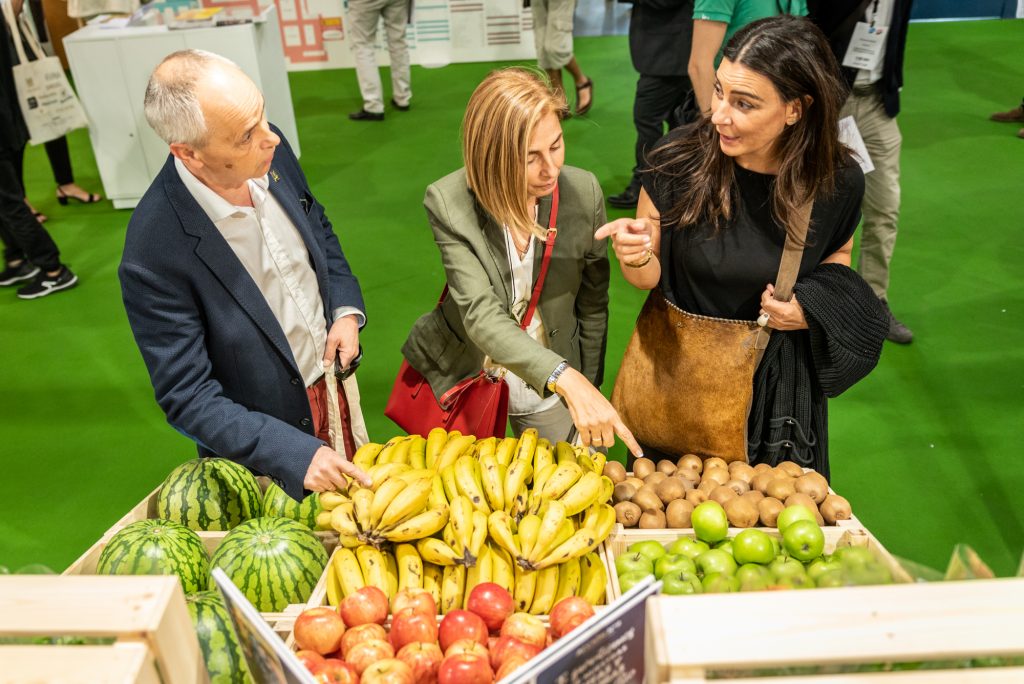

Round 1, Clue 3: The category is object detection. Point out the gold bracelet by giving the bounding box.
[624,248,654,269]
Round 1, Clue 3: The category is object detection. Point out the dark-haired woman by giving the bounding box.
[597,15,887,478]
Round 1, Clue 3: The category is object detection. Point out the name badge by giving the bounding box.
[842,21,887,71]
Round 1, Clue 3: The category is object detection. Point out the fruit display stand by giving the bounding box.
[644,577,1024,682]
[0,575,208,684]
[603,526,912,601]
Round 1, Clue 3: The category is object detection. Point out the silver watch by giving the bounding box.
[546,360,569,394]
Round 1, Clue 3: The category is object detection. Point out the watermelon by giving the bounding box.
[157,458,263,531]
[97,519,209,593]
[262,482,323,529]
[209,517,328,612]
[186,590,252,684]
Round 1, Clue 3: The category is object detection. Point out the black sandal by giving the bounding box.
[56,187,103,205]
[575,78,594,116]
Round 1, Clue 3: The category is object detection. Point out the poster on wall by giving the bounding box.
[203,0,537,70]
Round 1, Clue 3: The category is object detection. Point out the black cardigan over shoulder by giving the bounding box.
[747,263,888,480]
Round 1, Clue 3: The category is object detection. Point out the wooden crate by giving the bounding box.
[603,526,912,601]
[0,575,208,684]
[645,577,1024,683]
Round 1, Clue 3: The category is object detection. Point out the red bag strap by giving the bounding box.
[437,185,559,331]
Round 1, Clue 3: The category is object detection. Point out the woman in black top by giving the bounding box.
[598,15,887,477]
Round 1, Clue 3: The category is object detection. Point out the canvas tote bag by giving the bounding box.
[611,203,812,462]
[2,0,88,145]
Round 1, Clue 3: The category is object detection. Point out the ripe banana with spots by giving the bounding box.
[380,505,449,543]
[440,564,467,614]
[527,565,559,615]
[557,470,603,516]
[454,454,489,514]
[377,475,433,531]
[395,543,423,590]
[489,542,515,595]
[479,454,505,512]
[464,544,493,607]
[425,428,448,469]
[514,428,538,465]
[513,564,538,612]
[553,556,581,604]
[356,545,390,596]
[579,551,607,605]
[331,547,365,598]
[352,442,384,471]
[494,436,518,467]
[435,434,476,473]
[416,537,461,566]
[422,561,443,607]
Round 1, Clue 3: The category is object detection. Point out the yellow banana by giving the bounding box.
[517,514,541,562]
[422,562,443,607]
[540,462,584,501]
[325,561,340,607]
[351,487,374,532]
[448,495,475,561]
[319,491,349,511]
[329,501,360,540]
[579,552,607,605]
[574,445,597,474]
[478,454,505,512]
[440,564,466,614]
[388,437,413,466]
[531,463,559,508]
[590,449,608,476]
[425,428,448,470]
[383,548,399,598]
[454,454,490,514]
[379,476,433,530]
[534,527,598,570]
[331,548,365,598]
[464,544,493,608]
[395,543,423,590]
[597,475,615,505]
[489,542,515,596]
[440,464,460,504]
[476,436,497,460]
[583,503,616,541]
[515,428,538,465]
[408,435,427,469]
[315,509,333,530]
[352,442,384,471]
[376,436,409,465]
[487,511,522,560]
[513,564,538,612]
[528,565,559,615]
[494,436,518,467]
[416,537,460,566]
[435,434,476,473]
[443,522,458,550]
[510,483,529,521]
[558,470,603,516]
[555,440,576,466]
[366,462,413,491]
[528,499,568,563]
[369,478,408,530]
[381,505,449,543]
[554,557,581,604]
[503,459,533,514]
[356,545,390,595]
[427,474,448,510]
[393,468,435,484]
[468,510,489,561]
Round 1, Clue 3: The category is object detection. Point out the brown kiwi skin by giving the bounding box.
[632,487,664,513]
[665,499,694,528]
[612,482,637,503]
[685,489,708,507]
[643,471,669,489]
[656,459,678,476]
[765,477,796,502]
[677,454,703,474]
[776,461,804,478]
[639,510,668,529]
[655,478,687,505]
[633,457,656,480]
[701,468,730,487]
[784,492,817,515]
[724,497,759,528]
[741,490,765,507]
[725,478,750,496]
[795,472,829,504]
[614,501,642,527]
[758,497,784,527]
[820,494,852,524]
[709,485,737,505]
[603,461,627,484]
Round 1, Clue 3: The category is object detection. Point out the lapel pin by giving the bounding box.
[270,169,280,182]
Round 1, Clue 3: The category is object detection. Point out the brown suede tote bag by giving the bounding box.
[610,203,811,462]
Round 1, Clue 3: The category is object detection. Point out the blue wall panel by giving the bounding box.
[911,0,1018,20]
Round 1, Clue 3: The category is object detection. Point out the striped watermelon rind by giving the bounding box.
[262,482,323,529]
[157,458,263,531]
[97,519,209,593]
[186,590,252,684]
[209,517,328,612]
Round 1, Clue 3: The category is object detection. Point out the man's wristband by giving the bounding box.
[546,360,570,394]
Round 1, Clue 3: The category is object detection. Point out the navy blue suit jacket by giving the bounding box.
[119,129,364,500]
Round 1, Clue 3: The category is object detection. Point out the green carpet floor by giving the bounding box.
[1,19,1021,577]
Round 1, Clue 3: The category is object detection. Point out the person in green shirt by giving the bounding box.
[689,0,807,114]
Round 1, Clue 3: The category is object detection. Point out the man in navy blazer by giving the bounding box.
[120,50,371,500]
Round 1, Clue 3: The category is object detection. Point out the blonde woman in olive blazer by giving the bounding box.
[401,68,641,454]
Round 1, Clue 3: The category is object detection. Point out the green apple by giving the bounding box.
[615,552,654,578]
[691,501,729,543]
[774,573,815,589]
[815,569,846,588]
[654,554,697,580]
[834,546,876,570]
[782,520,825,562]
[732,529,775,565]
[807,556,841,582]
[844,562,893,586]
[775,505,816,534]
[769,556,807,584]
[627,540,667,564]
[618,570,651,593]
[661,571,702,595]
[736,563,771,592]
[667,537,711,560]
[701,572,740,593]
[713,540,734,557]
[695,549,737,578]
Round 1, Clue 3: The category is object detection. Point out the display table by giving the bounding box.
[63,7,298,209]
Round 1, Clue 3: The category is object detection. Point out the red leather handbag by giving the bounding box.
[385,188,559,438]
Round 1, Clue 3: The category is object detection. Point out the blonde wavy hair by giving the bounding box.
[462,68,568,238]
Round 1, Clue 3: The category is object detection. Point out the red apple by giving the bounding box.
[341,622,388,658]
[339,585,389,627]
[392,587,437,617]
[347,638,395,675]
[495,654,531,681]
[466,582,515,632]
[294,606,346,655]
[438,609,488,653]
[444,637,489,660]
[295,649,327,673]
[549,596,596,639]
[362,658,415,684]
[314,658,359,684]
[489,635,542,670]
[499,612,547,648]
[437,654,493,684]
[390,606,440,652]
[396,642,444,684]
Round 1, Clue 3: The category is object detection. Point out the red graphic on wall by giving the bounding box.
[204,0,329,63]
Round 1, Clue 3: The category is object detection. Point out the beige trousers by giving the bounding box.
[347,0,412,114]
[531,0,576,70]
[841,88,902,299]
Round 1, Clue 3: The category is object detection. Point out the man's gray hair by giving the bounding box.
[143,49,239,146]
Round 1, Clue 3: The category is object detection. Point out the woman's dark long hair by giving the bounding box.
[649,15,850,240]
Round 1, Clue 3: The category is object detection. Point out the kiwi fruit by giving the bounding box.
[614,501,642,527]
[820,494,852,525]
[709,485,737,505]
[656,459,678,476]
[612,482,637,503]
[723,497,759,528]
[741,490,765,506]
[632,487,664,513]
[725,478,750,496]
[624,477,646,490]
[795,472,829,504]
[603,461,627,484]
[676,467,701,486]
[685,489,708,507]
[704,457,728,471]
[697,478,719,495]
[701,468,730,487]
[765,477,796,502]
[758,497,785,527]
[728,462,756,483]
[815,509,825,526]
[655,477,687,505]
[633,457,656,480]
[784,492,817,515]
[677,453,703,473]
[665,499,694,528]
[776,461,805,478]
[753,463,773,473]
[751,471,775,494]
[643,471,669,489]
[639,510,667,529]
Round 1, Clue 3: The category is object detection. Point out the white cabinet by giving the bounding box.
[64,7,299,209]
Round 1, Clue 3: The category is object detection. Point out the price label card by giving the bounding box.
[842,22,887,71]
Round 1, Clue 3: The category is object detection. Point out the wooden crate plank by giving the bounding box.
[0,643,160,684]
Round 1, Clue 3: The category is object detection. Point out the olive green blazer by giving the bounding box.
[401,165,610,403]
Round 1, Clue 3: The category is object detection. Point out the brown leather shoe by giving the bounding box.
[990,105,1024,122]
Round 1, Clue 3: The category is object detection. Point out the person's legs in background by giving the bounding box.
[380,0,412,110]
[347,0,387,120]
[45,136,102,204]
[508,400,576,445]
[533,0,591,116]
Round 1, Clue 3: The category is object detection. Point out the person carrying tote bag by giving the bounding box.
[395,67,641,455]
[597,16,887,479]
